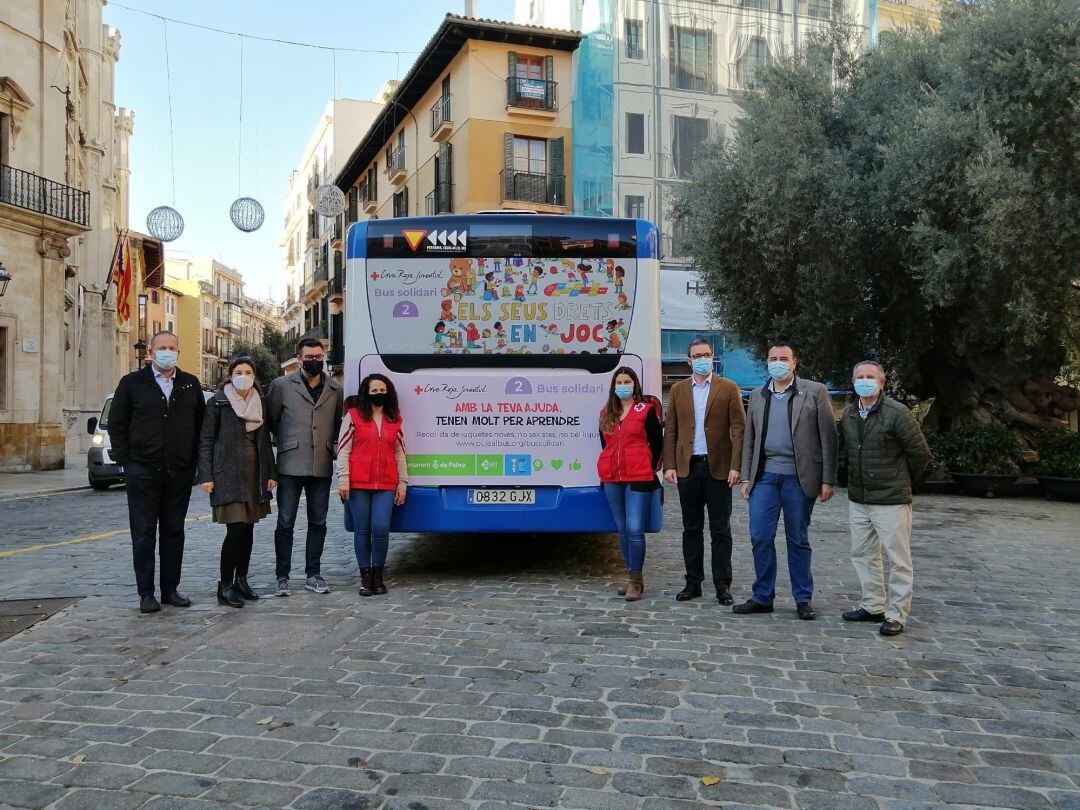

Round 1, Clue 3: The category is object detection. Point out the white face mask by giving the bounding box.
[231,375,254,391]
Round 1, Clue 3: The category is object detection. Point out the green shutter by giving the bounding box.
[669,26,676,88]
[503,133,515,201]
[437,141,452,213]
[548,137,565,205]
[544,55,554,109]
[507,51,518,105]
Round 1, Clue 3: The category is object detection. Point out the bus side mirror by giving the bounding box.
[87,417,98,434]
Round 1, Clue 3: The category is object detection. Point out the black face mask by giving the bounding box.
[301,359,324,377]
[368,393,387,407]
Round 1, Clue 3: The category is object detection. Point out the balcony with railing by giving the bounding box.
[361,181,377,214]
[425,183,454,216]
[0,163,90,229]
[216,315,240,334]
[306,210,320,246]
[430,94,453,141]
[385,146,407,186]
[500,170,565,208]
[506,77,558,115]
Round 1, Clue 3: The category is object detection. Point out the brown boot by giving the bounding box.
[617,570,630,596]
[625,572,644,602]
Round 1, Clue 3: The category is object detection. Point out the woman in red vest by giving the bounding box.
[336,374,407,596]
[597,366,662,601]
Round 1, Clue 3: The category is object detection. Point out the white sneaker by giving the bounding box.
[305,575,330,594]
[276,577,291,597]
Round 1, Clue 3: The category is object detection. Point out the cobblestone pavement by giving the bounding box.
[0,485,1078,809]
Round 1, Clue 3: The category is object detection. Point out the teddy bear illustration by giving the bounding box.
[442,258,471,299]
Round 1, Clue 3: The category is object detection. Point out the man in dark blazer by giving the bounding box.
[737,342,838,620]
[108,331,205,613]
[265,338,343,597]
[663,337,746,605]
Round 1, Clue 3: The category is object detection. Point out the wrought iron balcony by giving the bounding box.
[329,272,345,297]
[506,77,557,112]
[425,183,454,216]
[0,163,90,228]
[430,94,453,139]
[385,147,407,185]
[313,262,329,286]
[500,170,565,207]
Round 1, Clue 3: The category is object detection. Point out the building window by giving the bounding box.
[625,19,644,60]
[513,136,547,174]
[743,0,780,9]
[669,26,713,92]
[150,290,159,305]
[392,187,409,218]
[507,51,555,111]
[801,0,831,17]
[0,113,10,165]
[624,195,645,220]
[0,324,8,412]
[672,116,710,178]
[152,320,162,336]
[737,37,769,88]
[167,319,175,333]
[626,113,645,155]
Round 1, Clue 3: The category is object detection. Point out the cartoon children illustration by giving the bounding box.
[440,299,455,321]
[617,292,630,310]
[464,322,481,348]
[605,258,615,280]
[482,271,499,301]
[514,285,526,302]
[464,262,477,295]
[613,265,625,294]
[577,262,591,289]
[434,321,446,347]
[605,319,624,352]
[528,266,544,295]
[493,322,506,338]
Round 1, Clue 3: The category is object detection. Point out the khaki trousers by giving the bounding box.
[849,501,914,624]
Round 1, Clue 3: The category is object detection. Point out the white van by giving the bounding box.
[86,390,214,490]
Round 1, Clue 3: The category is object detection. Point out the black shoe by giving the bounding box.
[371,566,388,596]
[675,584,702,602]
[139,595,161,614]
[879,619,904,636]
[161,591,191,608]
[843,607,885,622]
[358,567,374,598]
[233,577,259,600]
[796,602,817,620]
[216,581,244,608]
[732,599,773,614]
[716,591,734,606]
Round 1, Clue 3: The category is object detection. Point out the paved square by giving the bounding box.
[0,486,1078,808]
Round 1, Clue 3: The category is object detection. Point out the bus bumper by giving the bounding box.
[389,486,619,534]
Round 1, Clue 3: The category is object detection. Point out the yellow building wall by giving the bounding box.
[166,278,205,384]
[361,36,575,218]
[878,0,942,33]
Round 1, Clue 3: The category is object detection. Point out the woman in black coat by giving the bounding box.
[198,356,277,608]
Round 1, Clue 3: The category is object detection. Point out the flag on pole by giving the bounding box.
[115,236,132,324]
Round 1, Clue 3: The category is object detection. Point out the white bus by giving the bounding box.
[344,214,661,533]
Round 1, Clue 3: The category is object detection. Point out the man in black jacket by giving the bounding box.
[108,331,205,613]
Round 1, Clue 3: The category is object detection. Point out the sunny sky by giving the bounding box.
[105,0,516,303]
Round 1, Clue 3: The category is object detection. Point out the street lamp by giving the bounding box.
[0,261,10,298]
[133,339,147,367]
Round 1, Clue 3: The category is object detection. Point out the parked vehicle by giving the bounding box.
[86,390,213,490]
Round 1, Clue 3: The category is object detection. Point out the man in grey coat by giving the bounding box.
[735,342,838,620]
[265,338,343,596]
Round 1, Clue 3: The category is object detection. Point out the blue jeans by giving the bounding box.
[603,483,648,573]
[748,472,815,604]
[274,474,331,578]
[348,489,394,568]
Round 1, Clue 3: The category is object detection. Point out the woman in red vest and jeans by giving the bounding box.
[597,366,662,602]
[336,374,407,596]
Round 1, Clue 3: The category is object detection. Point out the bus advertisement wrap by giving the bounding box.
[359,359,644,487]
[366,256,636,356]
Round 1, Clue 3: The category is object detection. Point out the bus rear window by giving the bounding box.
[366,255,636,359]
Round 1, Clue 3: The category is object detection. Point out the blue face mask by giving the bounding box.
[767,360,791,381]
[153,349,178,371]
[690,358,712,376]
[853,378,880,398]
[614,384,634,400]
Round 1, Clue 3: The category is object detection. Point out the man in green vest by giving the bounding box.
[839,361,931,636]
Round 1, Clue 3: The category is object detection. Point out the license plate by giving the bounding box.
[467,488,536,505]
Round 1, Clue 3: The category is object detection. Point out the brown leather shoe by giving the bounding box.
[617,570,630,596]
[625,572,644,602]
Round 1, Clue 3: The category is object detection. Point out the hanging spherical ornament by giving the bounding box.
[146,205,185,242]
[313,184,346,218]
[229,197,265,232]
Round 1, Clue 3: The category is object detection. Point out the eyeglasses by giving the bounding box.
[689,353,713,360]
[300,355,325,362]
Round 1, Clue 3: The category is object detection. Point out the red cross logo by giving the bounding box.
[370,272,380,281]
[414,386,423,395]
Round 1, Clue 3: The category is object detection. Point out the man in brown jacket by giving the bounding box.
[663,338,746,604]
